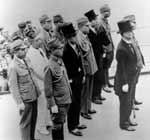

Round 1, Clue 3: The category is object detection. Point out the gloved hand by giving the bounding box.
[122,84,129,93]
[51,105,58,114]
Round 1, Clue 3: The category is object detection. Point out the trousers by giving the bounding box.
[51,104,70,140]
[36,90,52,130]
[19,100,37,140]
[81,75,94,114]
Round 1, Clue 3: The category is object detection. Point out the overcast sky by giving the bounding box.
[0,0,150,33]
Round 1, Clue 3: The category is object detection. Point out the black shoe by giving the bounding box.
[134,100,143,105]
[76,124,87,130]
[46,125,52,130]
[120,126,136,131]
[103,87,111,93]
[92,99,103,104]
[81,113,92,120]
[88,109,96,114]
[70,129,83,136]
[99,96,106,101]
[129,121,138,126]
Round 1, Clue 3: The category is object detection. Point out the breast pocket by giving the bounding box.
[18,71,30,84]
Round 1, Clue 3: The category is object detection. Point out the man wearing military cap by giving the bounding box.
[53,14,64,26]
[44,38,72,140]
[18,22,27,39]
[38,14,55,58]
[77,17,98,120]
[53,14,65,44]
[0,27,4,35]
[124,15,136,30]
[99,4,114,93]
[8,39,42,140]
[114,20,139,131]
[11,31,23,41]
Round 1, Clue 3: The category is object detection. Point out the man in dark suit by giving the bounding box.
[61,23,87,136]
[84,9,107,104]
[85,10,111,101]
[115,20,139,131]
[44,38,72,140]
[124,15,144,108]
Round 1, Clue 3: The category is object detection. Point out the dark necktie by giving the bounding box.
[128,44,135,54]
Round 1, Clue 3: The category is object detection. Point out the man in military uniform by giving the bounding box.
[99,4,114,92]
[53,14,64,27]
[17,22,27,40]
[8,39,41,140]
[115,20,139,131]
[44,38,72,140]
[53,14,65,44]
[38,14,55,58]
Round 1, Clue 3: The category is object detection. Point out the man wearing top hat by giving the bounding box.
[85,9,108,104]
[99,4,114,92]
[61,23,87,136]
[123,15,144,108]
[114,20,139,131]
[77,17,98,120]
[8,39,41,140]
[44,38,72,140]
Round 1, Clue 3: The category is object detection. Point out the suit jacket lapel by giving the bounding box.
[122,39,137,61]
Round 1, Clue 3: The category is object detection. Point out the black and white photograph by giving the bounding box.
[0,0,150,140]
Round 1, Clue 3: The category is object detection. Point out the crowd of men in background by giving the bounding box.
[0,3,145,140]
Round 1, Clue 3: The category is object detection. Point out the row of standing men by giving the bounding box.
[8,4,144,140]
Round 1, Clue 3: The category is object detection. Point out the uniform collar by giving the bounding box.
[14,55,25,64]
